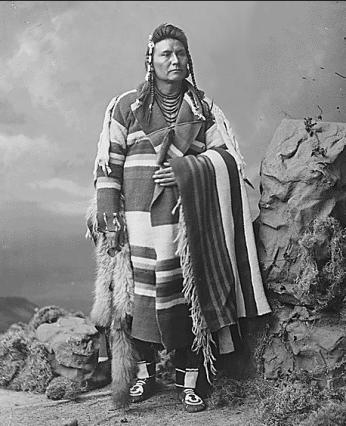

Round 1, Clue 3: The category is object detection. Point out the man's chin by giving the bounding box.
[156,75,185,84]
[168,74,185,82]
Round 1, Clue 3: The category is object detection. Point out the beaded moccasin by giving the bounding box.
[129,377,156,403]
[180,388,206,413]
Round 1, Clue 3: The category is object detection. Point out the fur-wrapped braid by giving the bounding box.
[86,195,137,408]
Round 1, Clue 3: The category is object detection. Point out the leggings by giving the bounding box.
[133,338,202,371]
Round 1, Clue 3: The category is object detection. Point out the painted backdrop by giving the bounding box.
[0,1,345,313]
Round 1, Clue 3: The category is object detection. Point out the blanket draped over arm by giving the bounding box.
[171,147,271,376]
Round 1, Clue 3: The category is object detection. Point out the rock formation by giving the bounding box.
[256,119,346,388]
[0,306,102,400]
[36,315,100,382]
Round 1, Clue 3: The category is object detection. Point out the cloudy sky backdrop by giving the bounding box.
[0,1,345,313]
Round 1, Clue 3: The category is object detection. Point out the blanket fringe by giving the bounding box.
[175,204,217,383]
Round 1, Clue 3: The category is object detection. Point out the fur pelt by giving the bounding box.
[86,196,137,408]
[110,317,137,408]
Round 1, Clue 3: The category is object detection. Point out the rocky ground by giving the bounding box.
[0,382,256,426]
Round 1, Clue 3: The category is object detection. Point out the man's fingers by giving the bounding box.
[155,177,175,183]
[153,172,175,181]
[154,176,175,183]
[152,164,176,187]
[106,232,116,257]
[106,232,117,248]
[101,162,108,176]
[100,161,111,176]
[159,183,176,187]
[157,179,177,187]
[153,167,173,177]
[105,228,125,255]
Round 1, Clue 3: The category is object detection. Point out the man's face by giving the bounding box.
[152,38,188,84]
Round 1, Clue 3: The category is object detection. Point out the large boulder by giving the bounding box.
[256,119,346,303]
[255,119,346,388]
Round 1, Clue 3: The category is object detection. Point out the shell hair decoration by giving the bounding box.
[145,34,155,81]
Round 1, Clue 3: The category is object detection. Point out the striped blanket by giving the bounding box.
[171,148,271,371]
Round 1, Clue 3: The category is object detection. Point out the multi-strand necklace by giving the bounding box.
[155,86,183,125]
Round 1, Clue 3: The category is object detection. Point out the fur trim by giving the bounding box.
[86,195,136,408]
[87,196,114,327]
[111,242,134,321]
[110,319,137,408]
[91,237,116,328]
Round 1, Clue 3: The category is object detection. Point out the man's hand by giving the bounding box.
[98,159,112,176]
[104,215,125,256]
[152,162,177,187]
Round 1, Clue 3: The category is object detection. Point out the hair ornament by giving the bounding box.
[145,34,155,81]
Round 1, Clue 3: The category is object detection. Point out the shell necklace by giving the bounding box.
[155,86,183,125]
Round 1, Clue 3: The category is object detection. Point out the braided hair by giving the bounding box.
[142,23,204,122]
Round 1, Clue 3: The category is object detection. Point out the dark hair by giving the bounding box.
[145,23,189,59]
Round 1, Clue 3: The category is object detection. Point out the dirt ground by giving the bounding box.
[0,382,257,426]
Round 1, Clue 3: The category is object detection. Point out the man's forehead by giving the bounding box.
[154,38,186,52]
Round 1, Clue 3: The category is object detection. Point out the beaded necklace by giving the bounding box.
[155,86,183,125]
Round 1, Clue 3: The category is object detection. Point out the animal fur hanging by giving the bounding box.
[86,196,137,409]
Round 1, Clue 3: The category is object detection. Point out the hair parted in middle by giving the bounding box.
[142,23,204,122]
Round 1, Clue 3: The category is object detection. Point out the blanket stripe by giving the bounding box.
[202,150,246,316]
[193,155,237,327]
[216,148,258,316]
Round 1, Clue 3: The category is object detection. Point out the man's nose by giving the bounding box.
[171,53,179,64]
